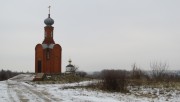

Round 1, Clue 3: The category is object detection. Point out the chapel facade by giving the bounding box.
[65,59,76,73]
[35,9,62,74]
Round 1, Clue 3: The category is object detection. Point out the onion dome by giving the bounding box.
[66,64,74,67]
[44,14,54,26]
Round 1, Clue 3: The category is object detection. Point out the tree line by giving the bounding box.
[0,69,21,81]
[86,62,180,92]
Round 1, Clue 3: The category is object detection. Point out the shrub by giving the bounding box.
[76,71,87,77]
[101,69,128,92]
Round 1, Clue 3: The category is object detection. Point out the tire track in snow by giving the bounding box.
[22,83,63,102]
[6,74,63,102]
[7,80,48,102]
[6,80,19,102]
[7,79,62,102]
[7,80,32,102]
[22,83,52,102]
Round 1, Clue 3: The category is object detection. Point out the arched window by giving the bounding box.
[51,31,53,37]
[46,50,50,60]
[44,31,47,38]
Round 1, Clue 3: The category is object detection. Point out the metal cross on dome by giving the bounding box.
[48,6,51,14]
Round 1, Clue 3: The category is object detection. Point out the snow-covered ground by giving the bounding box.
[0,74,180,102]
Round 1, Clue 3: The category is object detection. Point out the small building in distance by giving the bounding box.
[35,7,62,74]
[65,59,77,73]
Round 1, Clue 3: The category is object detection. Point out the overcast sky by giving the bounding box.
[0,0,180,72]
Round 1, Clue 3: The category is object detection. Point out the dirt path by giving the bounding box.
[6,74,61,102]
[6,81,16,102]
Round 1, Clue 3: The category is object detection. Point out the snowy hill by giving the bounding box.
[0,74,180,102]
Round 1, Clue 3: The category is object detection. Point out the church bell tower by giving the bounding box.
[35,6,62,74]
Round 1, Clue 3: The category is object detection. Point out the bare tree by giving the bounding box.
[70,65,78,73]
[131,63,142,79]
[150,62,169,81]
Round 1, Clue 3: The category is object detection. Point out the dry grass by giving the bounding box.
[34,73,92,84]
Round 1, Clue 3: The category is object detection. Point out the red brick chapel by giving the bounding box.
[35,7,62,74]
